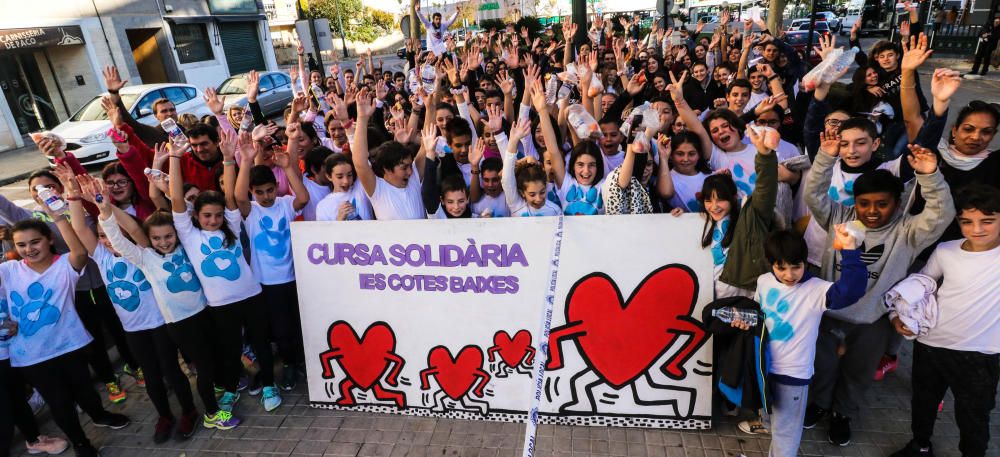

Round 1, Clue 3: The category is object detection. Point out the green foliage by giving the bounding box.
[479,18,506,31]
[515,16,543,38]
[307,0,397,43]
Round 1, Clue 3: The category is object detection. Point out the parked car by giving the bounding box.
[787,18,811,32]
[787,19,832,34]
[49,84,211,165]
[815,11,842,32]
[397,40,428,59]
[218,71,294,119]
[784,30,826,65]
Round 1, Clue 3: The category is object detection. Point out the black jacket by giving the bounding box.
[702,296,770,413]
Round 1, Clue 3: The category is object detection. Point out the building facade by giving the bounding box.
[0,0,278,152]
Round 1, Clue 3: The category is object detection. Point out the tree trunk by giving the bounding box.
[767,0,787,35]
[410,0,420,44]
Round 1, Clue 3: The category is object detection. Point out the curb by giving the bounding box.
[0,171,34,188]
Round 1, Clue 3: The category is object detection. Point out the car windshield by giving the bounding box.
[70,93,140,122]
[217,77,247,95]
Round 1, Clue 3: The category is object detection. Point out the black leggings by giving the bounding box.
[19,348,114,447]
[125,325,196,419]
[261,281,304,366]
[208,293,274,391]
[75,286,136,383]
[1,359,41,457]
[166,310,220,414]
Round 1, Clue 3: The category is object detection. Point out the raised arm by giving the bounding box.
[280,126,310,212]
[234,129,261,218]
[655,135,675,199]
[218,128,238,211]
[668,71,713,160]
[58,166,98,256]
[804,130,844,229]
[902,145,956,248]
[530,81,563,188]
[353,87,378,196]
[745,126,780,214]
[900,34,934,141]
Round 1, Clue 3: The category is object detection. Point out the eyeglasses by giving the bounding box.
[106,179,131,188]
[756,118,781,127]
[825,118,845,128]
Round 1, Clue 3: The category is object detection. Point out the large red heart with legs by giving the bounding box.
[493,330,532,367]
[327,322,396,390]
[427,346,485,400]
[564,265,703,388]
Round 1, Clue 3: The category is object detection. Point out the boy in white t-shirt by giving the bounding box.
[733,228,867,457]
[235,123,310,395]
[889,184,1000,457]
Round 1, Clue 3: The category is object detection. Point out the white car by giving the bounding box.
[50,84,211,165]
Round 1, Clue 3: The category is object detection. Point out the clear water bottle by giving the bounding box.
[566,105,601,140]
[0,312,12,342]
[408,68,420,94]
[632,131,649,153]
[35,185,66,213]
[420,64,437,93]
[545,75,560,105]
[160,118,190,153]
[821,47,860,85]
[238,106,254,132]
[712,307,759,327]
[801,48,843,91]
[143,167,168,183]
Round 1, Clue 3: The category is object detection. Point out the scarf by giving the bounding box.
[937,138,988,171]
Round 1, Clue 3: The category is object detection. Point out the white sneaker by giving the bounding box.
[963,74,982,80]
[25,435,69,455]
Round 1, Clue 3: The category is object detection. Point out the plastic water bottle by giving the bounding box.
[545,75,560,105]
[238,106,254,132]
[566,105,601,140]
[632,131,649,153]
[35,185,66,213]
[821,47,860,85]
[160,118,190,153]
[802,48,843,91]
[408,68,420,94]
[420,64,437,93]
[143,167,168,183]
[712,307,759,327]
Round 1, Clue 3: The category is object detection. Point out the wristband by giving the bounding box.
[65,196,81,202]
[768,75,780,81]
[471,169,481,175]
[169,154,184,158]
[223,160,236,166]
[108,89,119,95]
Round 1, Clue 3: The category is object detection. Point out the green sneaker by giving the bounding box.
[202,410,241,430]
[218,391,240,412]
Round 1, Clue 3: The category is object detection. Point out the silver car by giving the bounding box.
[217,71,295,118]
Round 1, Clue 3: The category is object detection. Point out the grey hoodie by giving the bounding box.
[804,152,955,325]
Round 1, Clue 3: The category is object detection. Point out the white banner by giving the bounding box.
[292,214,714,429]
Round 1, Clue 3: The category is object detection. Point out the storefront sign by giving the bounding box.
[208,0,259,14]
[292,215,715,430]
[0,26,84,51]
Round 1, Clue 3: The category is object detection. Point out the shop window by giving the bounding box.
[172,23,214,64]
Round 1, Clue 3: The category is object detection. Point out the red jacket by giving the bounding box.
[172,153,223,193]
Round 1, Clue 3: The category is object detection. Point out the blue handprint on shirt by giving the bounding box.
[162,252,202,293]
[200,236,242,281]
[254,215,290,258]
[761,288,794,342]
[9,283,60,337]
[710,218,730,266]
[106,262,151,312]
[828,179,856,206]
[685,198,703,212]
[563,183,603,215]
[732,163,757,197]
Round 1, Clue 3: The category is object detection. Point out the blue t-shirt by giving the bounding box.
[0,256,93,367]
[93,245,166,332]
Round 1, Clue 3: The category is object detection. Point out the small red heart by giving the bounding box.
[427,346,486,400]
[326,322,396,390]
[492,330,532,367]
[561,265,705,388]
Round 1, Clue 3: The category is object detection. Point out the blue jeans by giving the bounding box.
[769,381,810,457]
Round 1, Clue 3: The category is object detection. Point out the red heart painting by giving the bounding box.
[492,330,533,367]
[559,265,705,388]
[323,321,397,390]
[426,346,486,400]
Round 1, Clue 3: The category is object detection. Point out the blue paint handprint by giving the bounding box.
[254,215,290,258]
[106,262,151,312]
[685,198,703,212]
[163,252,202,293]
[710,218,730,266]
[200,236,242,281]
[563,184,602,215]
[761,288,794,342]
[828,179,855,206]
[546,188,562,208]
[9,282,60,337]
[732,163,757,197]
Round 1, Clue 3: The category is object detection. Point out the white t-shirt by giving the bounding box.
[669,171,708,212]
[245,196,298,285]
[315,182,374,221]
[603,150,625,177]
[0,256,92,367]
[472,192,510,218]
[173,209,262,306]
[756,273,833,379]
[708,142,758,199]
[917,240,1000,354]
[558,176,606,216]
[92,245,166,332]
[368,162,425,220]
[301,176,332,222]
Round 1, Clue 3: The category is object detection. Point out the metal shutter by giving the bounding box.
[218,22,266,75]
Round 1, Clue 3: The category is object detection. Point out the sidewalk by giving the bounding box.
[8,339,1000,457]
[925,56,1000,82]
[0,144,47,187]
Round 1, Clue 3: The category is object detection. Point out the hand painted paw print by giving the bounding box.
[732,163,757,197]
[200,236,242,281]
[254,216,290,258]
[710,218,730,266]
[9,282,60,337]
[546,189,562,208]
[685,198,703,212]
[828,180,855,206]
[163,252,202,293]
[563,184,602,216]
[761,288,794,342]
[106,262,151,312]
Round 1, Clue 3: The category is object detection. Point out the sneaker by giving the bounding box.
[218,391,240,412]
[829,412,852,446]
[72,443,100,457]
[261,386,282,412]
[214,385,225,395]
[177,409,198,439]
[237,375,250,392]
[889,440,935,457]
[153,416,174,444]
[873,355,898,381]
[280,365,297,391]
[122,364,145,387]
[737,419,769,435]
[964,73,982,80]
[202,410,241,430]
[247,376,262,396]
[25,435,69,455]
[92,413,130,430]
[803,404,828,429]
[105,381,127,404]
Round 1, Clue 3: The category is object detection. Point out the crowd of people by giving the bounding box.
[0,5,998,457]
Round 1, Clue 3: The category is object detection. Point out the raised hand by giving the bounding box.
[627,73,647,96]
[252,123,279,143]
[100,96,123,127]
[393,118,415,145]
[667,70,687,103]
[375,80,389,101]
[754,93,788,115]
[52,163,78,198]
[327,92,349,121]
[485,104,504,134]
[931,68,962,102]
[508,117,532,143]
[246,70,260,103]
[530,78,547,111]
[110,127,129,153]
[102,66,128,93]
[900,20,911,38]
[906,144,938,174]
[832,223,860,250]
[296,41,305,56]
[819,129,842,157]
[218,128,238,161]
[469,137,486,167]
[152,142,170,169]
[355,87,376,118]
[36,137,65,159]
[203,87,226,115]
[421,124,438,159]
[814,33,836,61]
[442,56,461,87]
[498,70,515,95]
[901,33,932,71]
[747,123,779,155]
